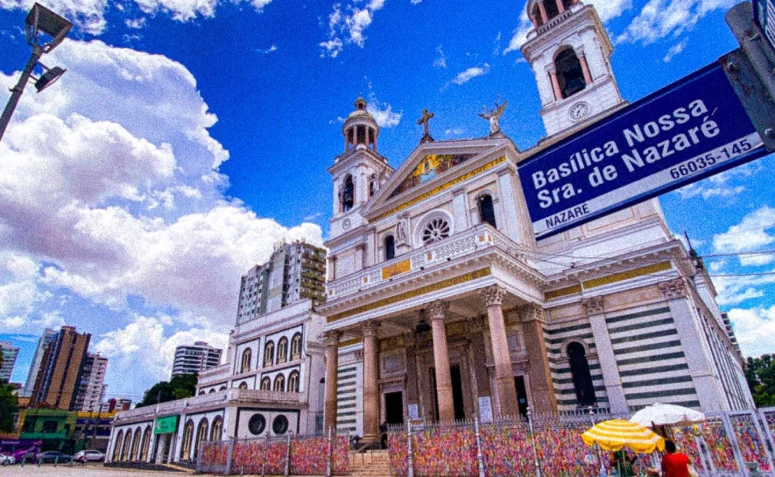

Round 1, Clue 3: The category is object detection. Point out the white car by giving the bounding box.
[74,450,105,462]
[0,454,16,466]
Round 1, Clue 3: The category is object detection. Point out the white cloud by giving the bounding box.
[0,39,323,400]
[444,128,464,136]
[726,306,775,357]
[411,0,421,4]
[257,45,278,54]
[94,313,229,395]
[320,0,386,57]
[0,0,272,35]
[663,38,687,62]
[504,0,631,54]
[448,63,490,86]
[125,17,147,29]
[712,272,775,306]
[713,206,775,266]
[617,0,737,45]
[434,45,447,68]
[366,95,402,128]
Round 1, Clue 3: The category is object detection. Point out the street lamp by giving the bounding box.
[0,3,72,142]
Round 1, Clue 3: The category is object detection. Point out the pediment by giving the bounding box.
[362,136,516,220]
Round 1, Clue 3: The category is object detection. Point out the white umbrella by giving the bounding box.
[630,403,705,427]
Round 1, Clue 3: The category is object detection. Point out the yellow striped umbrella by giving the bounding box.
[581,419,666,454]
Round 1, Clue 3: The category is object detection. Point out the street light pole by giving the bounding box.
[0,45,42,141]
[0,3,71,143]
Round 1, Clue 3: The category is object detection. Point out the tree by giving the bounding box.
[137,374,198,407]
[0,381,19,432]
[745,354,775,407]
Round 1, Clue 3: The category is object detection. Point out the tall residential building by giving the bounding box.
[74,353,109,411]
[23,328,58,397]
[30,326,91,410]
[236,240,327,324]
[0,340,19,382]
[171,341,222,378]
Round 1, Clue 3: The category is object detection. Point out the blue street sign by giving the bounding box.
[753,0,775,52]
[518,61,767,239]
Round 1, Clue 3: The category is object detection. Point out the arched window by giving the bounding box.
[340,175,354,212]
[274,374,285,392]
[384,235,395,260]
[277,337,288,364]
[121,430,132,461]
[261,377,272,391]
[209,389,216,394]
[567,342,597,407]
[199,390,205,395]
[130,427,141,460]
[556,48,586,99]
[290,333,303,360]
[181,420,194,460]
[532,3,544,26]
[288,370,300,392]
[194,419,209,459]
[112,430,123,462]
[545,0,559,20]
[238,382,248,390]
[264,341,275,367]
[478,194,497,228]
[240,348,252,373]
[219,385,227,391]
[210,417,223,441]
[140,427,151,461]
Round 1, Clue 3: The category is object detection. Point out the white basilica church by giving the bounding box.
[318,0,753,445]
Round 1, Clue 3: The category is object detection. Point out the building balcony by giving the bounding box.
[536,8,573,35]
[325,224,540,302]
[198,363,231,384]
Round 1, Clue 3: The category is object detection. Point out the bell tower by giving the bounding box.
[328,97,392,240]
[521,0,623,137]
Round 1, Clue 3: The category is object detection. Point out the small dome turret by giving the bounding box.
[342,96,379,152]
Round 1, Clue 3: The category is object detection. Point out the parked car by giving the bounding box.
[0,453,16,466]
[74,449,105,462]
[36,451,73,463]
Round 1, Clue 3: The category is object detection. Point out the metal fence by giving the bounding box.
[385,408,775,477]
[197,430,350,476]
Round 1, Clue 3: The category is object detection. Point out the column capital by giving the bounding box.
[354,349,364,361]
[323,330,342,347]
[362,321,380,337]
[518,303,545,323]
[582,296,605,316]
[659,278,688,300]
[480,285,506,307]
[428,301,449,321]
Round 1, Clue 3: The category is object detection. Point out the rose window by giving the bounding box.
[422,218,450,244]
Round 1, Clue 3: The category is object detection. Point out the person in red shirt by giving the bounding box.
[661,439,691,477]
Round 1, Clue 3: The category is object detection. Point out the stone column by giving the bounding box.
[429,301,455,422]
[538,1,549,23]
[467,317,491,399]
[555,0,565,13]
[660,278,725,412]
[583,296,628,414]
[481,285,520,418]
[362,321,380,442]
[496,170,522,242]
[452,188,469,233]
[579,54,593,85]
[519,304,558,413]
[549,69,563,100]
[323,331,341,434]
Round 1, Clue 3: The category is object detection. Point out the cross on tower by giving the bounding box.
[416,108,435,143]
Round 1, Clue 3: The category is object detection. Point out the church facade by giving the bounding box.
[318,0,753,444]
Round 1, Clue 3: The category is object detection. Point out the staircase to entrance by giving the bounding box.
[349,449,393,477]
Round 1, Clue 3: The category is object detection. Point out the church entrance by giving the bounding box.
[385,392,404,425]
[514,376,529,418]
[429,365,466,421]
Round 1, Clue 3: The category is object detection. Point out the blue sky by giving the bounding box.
[1,0,774,402]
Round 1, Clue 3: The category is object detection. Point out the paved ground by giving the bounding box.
[0,463,192,476]
[0,463,327,476]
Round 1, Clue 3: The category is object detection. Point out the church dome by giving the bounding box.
[342,97,379,152]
